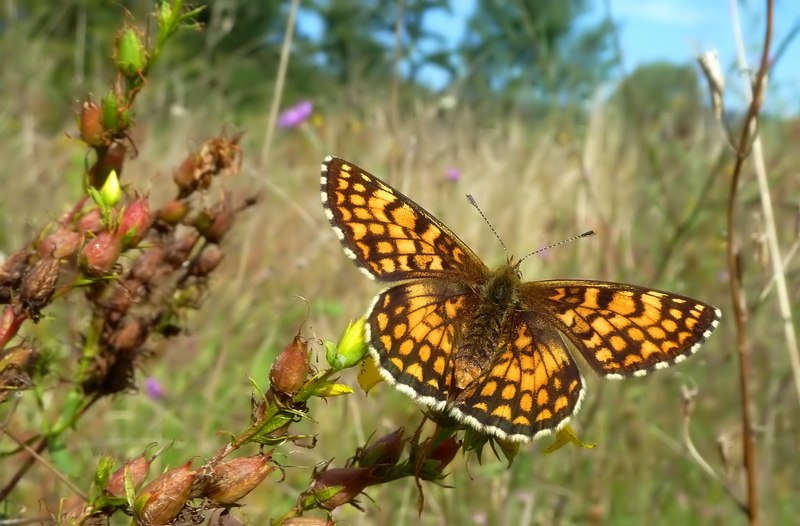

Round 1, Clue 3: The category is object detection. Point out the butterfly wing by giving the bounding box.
[366,279,478,410]
[321,156,487,282]
[452,312,584,441]
[522,280,722,378]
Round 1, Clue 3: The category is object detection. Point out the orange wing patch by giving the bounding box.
[452,315,585,441]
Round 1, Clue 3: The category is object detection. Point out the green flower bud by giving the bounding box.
[116,27,147,78]
[326,318,369,370]
[97,169,122,208]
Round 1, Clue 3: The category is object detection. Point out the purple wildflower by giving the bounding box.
[445,167,461,182]
[145,376,164,400]
[277,100,313,129]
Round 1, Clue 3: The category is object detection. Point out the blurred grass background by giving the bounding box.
[1,1,798,524]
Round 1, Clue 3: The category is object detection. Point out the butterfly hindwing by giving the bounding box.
[452,313,585,440]
[366,279,478,410]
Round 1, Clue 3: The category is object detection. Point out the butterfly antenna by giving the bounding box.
[518,230,596,265]
[466,194,509,261]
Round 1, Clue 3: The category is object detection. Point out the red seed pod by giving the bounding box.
[269,335,310,396]
[426,436,460,472]
[77,208,104,235]
[118,196,151,249]
[80,230,122,275]
[357,427,405,468]
[19,257,60,314]
[79,100,106,147]
[307,466,376,511]
[106,454,152,497]
[188,246,224,277]
[38,228,83,260]
[88,142,126,191]
[134,462,195,526]
[174,155,199,197]
[202,454,274,504]
[156,200,189,226]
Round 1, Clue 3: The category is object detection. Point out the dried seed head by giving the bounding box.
[134,462,195,526]
[19,257,60,315]
[156,199,190,226]
[38,228,83,260]
[0,345,39,402]
[118,196,151,249]
[357,427,405,468]
[0,250,33,289]
[202,454,275,504]
[269,335,310,396]
[106,454,152,497]
[80,230,122,275]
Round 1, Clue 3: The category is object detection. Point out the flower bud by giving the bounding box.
[156,199,189,226]
[77,207,104,235]
[80,230,122,275]
[115,27,147,78]
[202,454,274,504]
[79,100,106,147]
[96,169,122,208]
[101,92,121,131]
[269,335,309,396]
[357,427,404,468]
[19,257,60,314]
[326,318,369,370]
[106,454,152,497]
[37,228,82,260]
[305,466,376,511]
[118,196,151,249]
[134,462,195,526]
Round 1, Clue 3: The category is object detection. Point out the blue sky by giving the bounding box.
[299,1,799,113]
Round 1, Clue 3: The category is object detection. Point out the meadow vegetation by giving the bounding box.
[0,1,797,524]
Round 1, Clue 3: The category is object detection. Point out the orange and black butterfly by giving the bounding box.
[321,156,721,442]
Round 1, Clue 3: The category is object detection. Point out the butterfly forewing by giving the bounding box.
[321,157,487,282]
[523,280,722,378]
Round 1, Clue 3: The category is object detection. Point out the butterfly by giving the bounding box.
[320,156,721,442]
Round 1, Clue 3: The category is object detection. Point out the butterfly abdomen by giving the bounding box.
[453,264,521,390]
